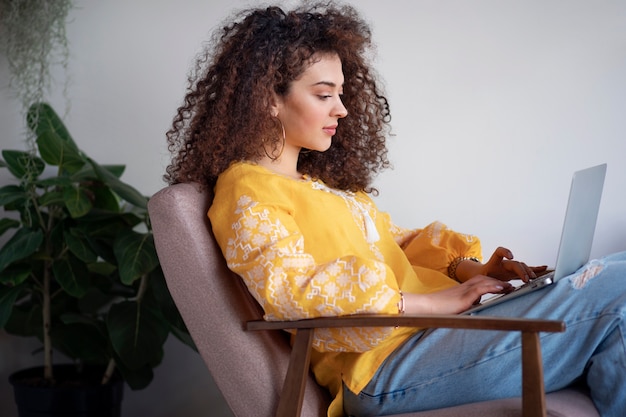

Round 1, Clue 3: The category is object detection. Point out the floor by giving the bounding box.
[1,332,234,417]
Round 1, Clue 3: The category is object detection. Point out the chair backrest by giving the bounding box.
[148,183,330,417]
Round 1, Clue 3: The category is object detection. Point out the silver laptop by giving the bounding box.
[464,163,607,315]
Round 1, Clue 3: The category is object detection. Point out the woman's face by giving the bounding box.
[273,53,348,154]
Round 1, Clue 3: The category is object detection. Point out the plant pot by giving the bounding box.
[9,364,124,417]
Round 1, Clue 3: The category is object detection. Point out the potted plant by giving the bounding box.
[0,103,193,416]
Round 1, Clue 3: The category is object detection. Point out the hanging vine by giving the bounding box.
[0,0,73,158]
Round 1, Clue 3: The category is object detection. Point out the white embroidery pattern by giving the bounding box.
[423,221,477,246]
[308,179,385,262]
[390,222,417,247]
[225,194,396,352]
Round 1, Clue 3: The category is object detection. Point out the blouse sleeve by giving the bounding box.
[210,194,402,353]
[400,221,483,276]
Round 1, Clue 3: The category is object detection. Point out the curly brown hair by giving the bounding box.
[165,2,391,193]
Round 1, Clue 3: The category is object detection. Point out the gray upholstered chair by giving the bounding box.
[148,183,599,417]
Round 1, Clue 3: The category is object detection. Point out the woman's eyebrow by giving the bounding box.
[310,81,344,88]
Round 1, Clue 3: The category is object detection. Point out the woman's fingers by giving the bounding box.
[485,246,549,283]
[486,246,514,265]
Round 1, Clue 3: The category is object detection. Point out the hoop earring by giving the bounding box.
[264,117,286,160]
[278,119,286,157]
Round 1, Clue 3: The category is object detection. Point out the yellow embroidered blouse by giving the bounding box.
[208,162,482,416]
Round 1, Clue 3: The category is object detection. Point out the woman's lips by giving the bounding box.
[323,125,338,135]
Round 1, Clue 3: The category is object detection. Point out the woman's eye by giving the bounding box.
[318,95,332,100]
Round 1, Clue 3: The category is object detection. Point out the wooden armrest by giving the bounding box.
[247,313,564,332]
[246,314,565,417]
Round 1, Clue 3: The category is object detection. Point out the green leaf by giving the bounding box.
[69,163,124,182]
[51,322,109,363]
[144,272,196,351]
[114,231,159,285]
[87,261,117,276]
[91,185,122,212]
[0,264,32,286]
[38,189,65,207]
[88,158,147,209]
[102,165,126,179]
[27,103,78,149]
[76,286,114,315]
[75,211,143,241]
[113,357,154,390]
[0,284,25,329]
[107,301,169,371]
[79,230,117,265]
[36,175,73,188]
[49,220,66,258]
[67,163,97,181]
[0,218,20,237]
[63,185,92,218]
[170,325,197,351]
[65,230,98,263]
[36,129,85,173]
[52,254,90,297]
[0,228,44,273]
[0,185,27,207]
[4,303,42,337]
[1,150,45,179]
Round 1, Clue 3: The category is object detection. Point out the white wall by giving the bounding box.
[368,0,626,266]
[1,1,625,416]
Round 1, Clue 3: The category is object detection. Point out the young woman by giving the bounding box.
[165,3,626,416]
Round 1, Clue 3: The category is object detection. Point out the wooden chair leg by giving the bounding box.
[276,328,314,417]
[522,331,546,417]
[248,317,563,417]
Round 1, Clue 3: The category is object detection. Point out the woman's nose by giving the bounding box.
[335,98,348,118]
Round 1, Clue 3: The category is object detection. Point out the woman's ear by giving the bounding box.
[270,93,282,118]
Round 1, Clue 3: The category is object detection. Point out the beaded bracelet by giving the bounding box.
[447,256,480,281]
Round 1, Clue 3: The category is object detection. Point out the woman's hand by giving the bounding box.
[404,276,514,315]
[404,247,549,314]
[481,247,548,283]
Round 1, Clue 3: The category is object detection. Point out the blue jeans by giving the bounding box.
[343,252,626,417]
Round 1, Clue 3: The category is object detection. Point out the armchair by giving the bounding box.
[148,183,599,417]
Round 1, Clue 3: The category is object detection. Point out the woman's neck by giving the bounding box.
[256,148,303,180]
